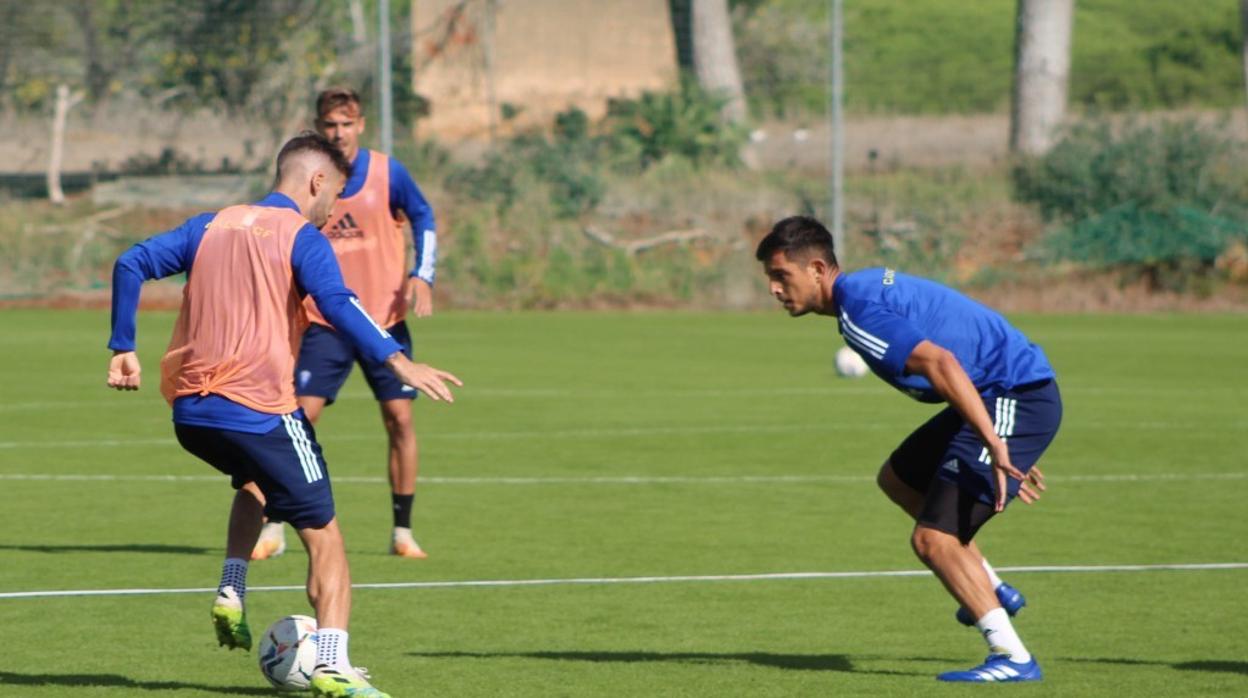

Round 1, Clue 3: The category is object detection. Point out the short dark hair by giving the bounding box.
[275,131,352,180]
[316,87,362,119]
[755,216,838,267]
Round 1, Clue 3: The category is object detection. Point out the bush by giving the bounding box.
[604,80,748,170]
[445,110,605,219]
[1013,118,1248,287]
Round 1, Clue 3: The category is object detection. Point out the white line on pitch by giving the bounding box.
[2,384,1243,412]
[0,472,1243,485]
[0,423,890,450]
[0,562,1244,601]
[0,387,883,412]
[3,419,1246,450]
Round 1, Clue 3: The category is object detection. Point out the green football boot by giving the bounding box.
[210,586,252,651]
[310,665,391,698]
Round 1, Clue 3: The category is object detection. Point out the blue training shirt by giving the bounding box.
[344,149,437,285]
[833,268,1054,403]
[109,192,404,432]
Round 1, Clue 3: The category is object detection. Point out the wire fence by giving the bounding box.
[2,1,1246,306]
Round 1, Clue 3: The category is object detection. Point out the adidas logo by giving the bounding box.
[325,212,365,239]
[941,459,959,473]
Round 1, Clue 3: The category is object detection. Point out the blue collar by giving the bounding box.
[255,191,301,212]
[830,272,846,316]
[341,149,372,199]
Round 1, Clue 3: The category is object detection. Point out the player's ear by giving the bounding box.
[310,170,325,196]
[357,116,366,134]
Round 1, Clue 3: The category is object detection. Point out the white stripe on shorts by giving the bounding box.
[281,414,322,483]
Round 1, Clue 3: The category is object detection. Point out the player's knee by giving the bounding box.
[876,460,896,495]
[239,481,267,506]
[910,526,955,562]
[381,407,414,436]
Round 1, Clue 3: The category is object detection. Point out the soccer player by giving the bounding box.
[251,87,439,562]
[107,132,461,698]
[756,216,1060,683]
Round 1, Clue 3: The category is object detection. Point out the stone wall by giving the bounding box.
[411,0,679,139]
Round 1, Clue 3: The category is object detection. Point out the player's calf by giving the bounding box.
[956,581,1026,626]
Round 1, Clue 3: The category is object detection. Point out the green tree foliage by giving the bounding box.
[151,2,335,112]
[731,0,1245,117]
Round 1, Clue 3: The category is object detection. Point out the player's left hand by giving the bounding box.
[988,440,1027,512]
[407,277,434,318]
[107,350,142,391]
[1016,465,1046,505]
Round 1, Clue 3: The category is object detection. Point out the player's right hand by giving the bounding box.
[385,353,462,402]
[107,351,142,391]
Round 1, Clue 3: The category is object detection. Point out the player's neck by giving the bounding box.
[815,267,841,316]
[272,184,316,220]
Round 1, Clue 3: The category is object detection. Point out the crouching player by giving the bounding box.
[756,216,1060,683]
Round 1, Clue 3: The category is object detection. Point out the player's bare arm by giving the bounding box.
[904,340,1036,511]
[384,352,461,402]
[406,276,434,318]
[107,350,142,391]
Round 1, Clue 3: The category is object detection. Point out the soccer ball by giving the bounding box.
[258,615,318,691]
[834,346,869,378]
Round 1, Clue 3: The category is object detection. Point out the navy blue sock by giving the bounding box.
[392,493,414,529]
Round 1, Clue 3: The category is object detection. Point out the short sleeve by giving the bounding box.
[838,302,926,377]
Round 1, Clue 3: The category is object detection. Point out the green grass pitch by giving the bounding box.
[0,309,1245,696]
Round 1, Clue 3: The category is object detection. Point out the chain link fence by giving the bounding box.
[2,1,1246,305]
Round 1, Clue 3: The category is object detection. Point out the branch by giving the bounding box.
[583,226,712,255]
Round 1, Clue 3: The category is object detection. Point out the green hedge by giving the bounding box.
[1012,118,1248,287]
[733,0,1244,116]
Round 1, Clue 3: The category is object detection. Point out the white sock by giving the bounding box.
[218,558,248,602]
[975,608,1031,663]
[982,558,1004,588]
[316,628,351,671]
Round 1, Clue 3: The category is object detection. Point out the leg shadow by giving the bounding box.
[0,670,271,695]
[1060,657,1248,676]
[408,650,926,676]
[0,543,213,555]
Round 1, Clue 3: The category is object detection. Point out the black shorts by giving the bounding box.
[889,380,1062,543]
[175,415,336,529]
[295,321,415,404]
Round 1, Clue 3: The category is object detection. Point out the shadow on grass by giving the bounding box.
[0,671,271,695]
[408,650,928,676]
[0,543,213,555]
[1060,657,1248,676]
[1174,661,1248,676]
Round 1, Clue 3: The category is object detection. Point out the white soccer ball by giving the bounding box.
[834,346,869,378]
[258,615,318,691]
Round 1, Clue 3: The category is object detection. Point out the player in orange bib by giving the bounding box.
[251,88,441,561]
[107,132,462,697]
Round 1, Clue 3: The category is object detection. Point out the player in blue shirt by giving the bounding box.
[756,216,1061,683]
[107,133,461,698]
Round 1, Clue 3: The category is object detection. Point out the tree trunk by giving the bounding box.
[1241,0,1248,114]
[690,0,747,125]
[348,0,367,45]
[1009,0,1073,155]
[48,84,84,206]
